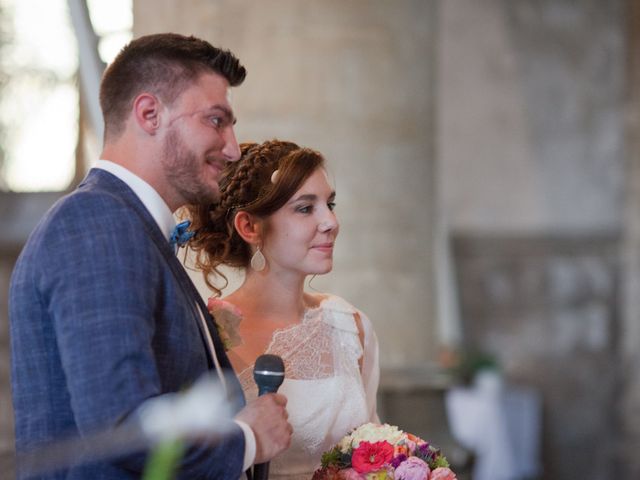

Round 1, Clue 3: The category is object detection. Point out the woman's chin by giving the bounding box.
[303,261,333,276]
[315,262,333,275]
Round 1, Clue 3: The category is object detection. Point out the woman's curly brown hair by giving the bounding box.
[185,139,326,295]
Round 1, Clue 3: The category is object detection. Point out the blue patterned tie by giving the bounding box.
[169,220,195,250]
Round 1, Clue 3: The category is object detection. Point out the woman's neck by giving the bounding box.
[227,270,310,323]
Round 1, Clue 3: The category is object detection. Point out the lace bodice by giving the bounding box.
[210,294,380,480]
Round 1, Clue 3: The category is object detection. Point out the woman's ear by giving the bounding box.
[133,93,162,134]
[234,211,262,245]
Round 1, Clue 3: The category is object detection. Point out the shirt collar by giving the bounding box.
[93,159,175,241]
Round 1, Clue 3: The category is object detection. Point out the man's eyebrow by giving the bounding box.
[204,104,237,124]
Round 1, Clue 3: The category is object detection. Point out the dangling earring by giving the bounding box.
[250,246,266,272]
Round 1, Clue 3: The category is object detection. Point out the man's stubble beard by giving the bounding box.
[161,129,220,206]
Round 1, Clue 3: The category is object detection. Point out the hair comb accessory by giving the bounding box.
[169,220,196,251]
[270,169,279,184]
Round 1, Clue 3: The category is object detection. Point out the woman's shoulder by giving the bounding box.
[307,292,358,313]
[308,292,372,334]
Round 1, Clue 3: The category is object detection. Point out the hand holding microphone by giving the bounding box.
[235,354,292,474]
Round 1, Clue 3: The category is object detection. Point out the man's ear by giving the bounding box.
[234,211,262,245]
[132,93,162,134]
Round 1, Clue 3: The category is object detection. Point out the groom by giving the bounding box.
[9,33,291,479]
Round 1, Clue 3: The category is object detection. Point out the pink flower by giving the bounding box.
[352,441,394,474]
[207,297,243,350]
[405,439,417,455]
[430,467,457,480]
[207,297,242,316]
[393,456,430,480]
[339,468,363,480]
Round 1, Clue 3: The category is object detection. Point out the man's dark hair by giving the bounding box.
[99,33,246,140]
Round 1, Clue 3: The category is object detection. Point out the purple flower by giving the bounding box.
[417,443,431,455]
[393,456,430,480]
[390,454,408,469]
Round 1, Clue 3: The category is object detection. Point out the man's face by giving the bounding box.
[160,72,241,207]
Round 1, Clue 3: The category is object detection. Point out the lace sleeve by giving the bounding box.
[358,309,380,422]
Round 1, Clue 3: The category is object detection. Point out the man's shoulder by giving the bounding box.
[42,172,140,228]
[63,172,132,213]
[20,178,142,260]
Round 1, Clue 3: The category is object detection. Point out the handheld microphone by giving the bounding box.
[253,354,285,480]
[253,354,285,395]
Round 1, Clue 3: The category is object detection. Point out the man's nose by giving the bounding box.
[221,127,241,162]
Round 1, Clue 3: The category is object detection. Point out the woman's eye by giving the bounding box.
[297,205,312,214]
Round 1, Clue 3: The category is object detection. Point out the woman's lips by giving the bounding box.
[312,243,334,253]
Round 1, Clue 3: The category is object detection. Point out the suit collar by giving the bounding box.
[92,161,175,241]
[81,169,174,257]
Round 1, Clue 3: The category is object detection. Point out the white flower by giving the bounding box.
[341,423,406,451]
[338,433,354,453]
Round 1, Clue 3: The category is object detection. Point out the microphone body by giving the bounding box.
[253,354,285,480]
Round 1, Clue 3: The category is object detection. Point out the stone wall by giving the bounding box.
[453,234,619,479]
[619,0,640,477]
[440,1,625,478]
[439,0,625,233]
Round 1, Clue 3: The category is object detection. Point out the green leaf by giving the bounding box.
[321,446,352,469]
[433,455,450,469]
[142,438,186,480]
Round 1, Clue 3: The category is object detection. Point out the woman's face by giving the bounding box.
[262,167,339,277]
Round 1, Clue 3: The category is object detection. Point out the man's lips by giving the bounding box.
[205,159,224,176]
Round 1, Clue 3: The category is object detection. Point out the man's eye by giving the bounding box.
[328,202,336,211]
[209,117,222,128]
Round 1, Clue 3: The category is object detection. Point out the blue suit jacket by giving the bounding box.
[10,169,246,479]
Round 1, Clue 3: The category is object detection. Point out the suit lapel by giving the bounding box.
[82,170,237,377]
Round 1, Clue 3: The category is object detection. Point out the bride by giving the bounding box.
[185,139,379,479]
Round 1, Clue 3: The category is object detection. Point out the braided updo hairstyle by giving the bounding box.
[186,139,326,295]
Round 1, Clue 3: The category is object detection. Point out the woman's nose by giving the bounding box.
[319,214,338,232]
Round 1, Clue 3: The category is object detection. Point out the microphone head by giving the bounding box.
[253,354,285,395]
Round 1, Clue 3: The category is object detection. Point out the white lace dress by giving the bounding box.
[210,294,380,480]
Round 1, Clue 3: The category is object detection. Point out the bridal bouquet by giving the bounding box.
[312,423,456,480]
